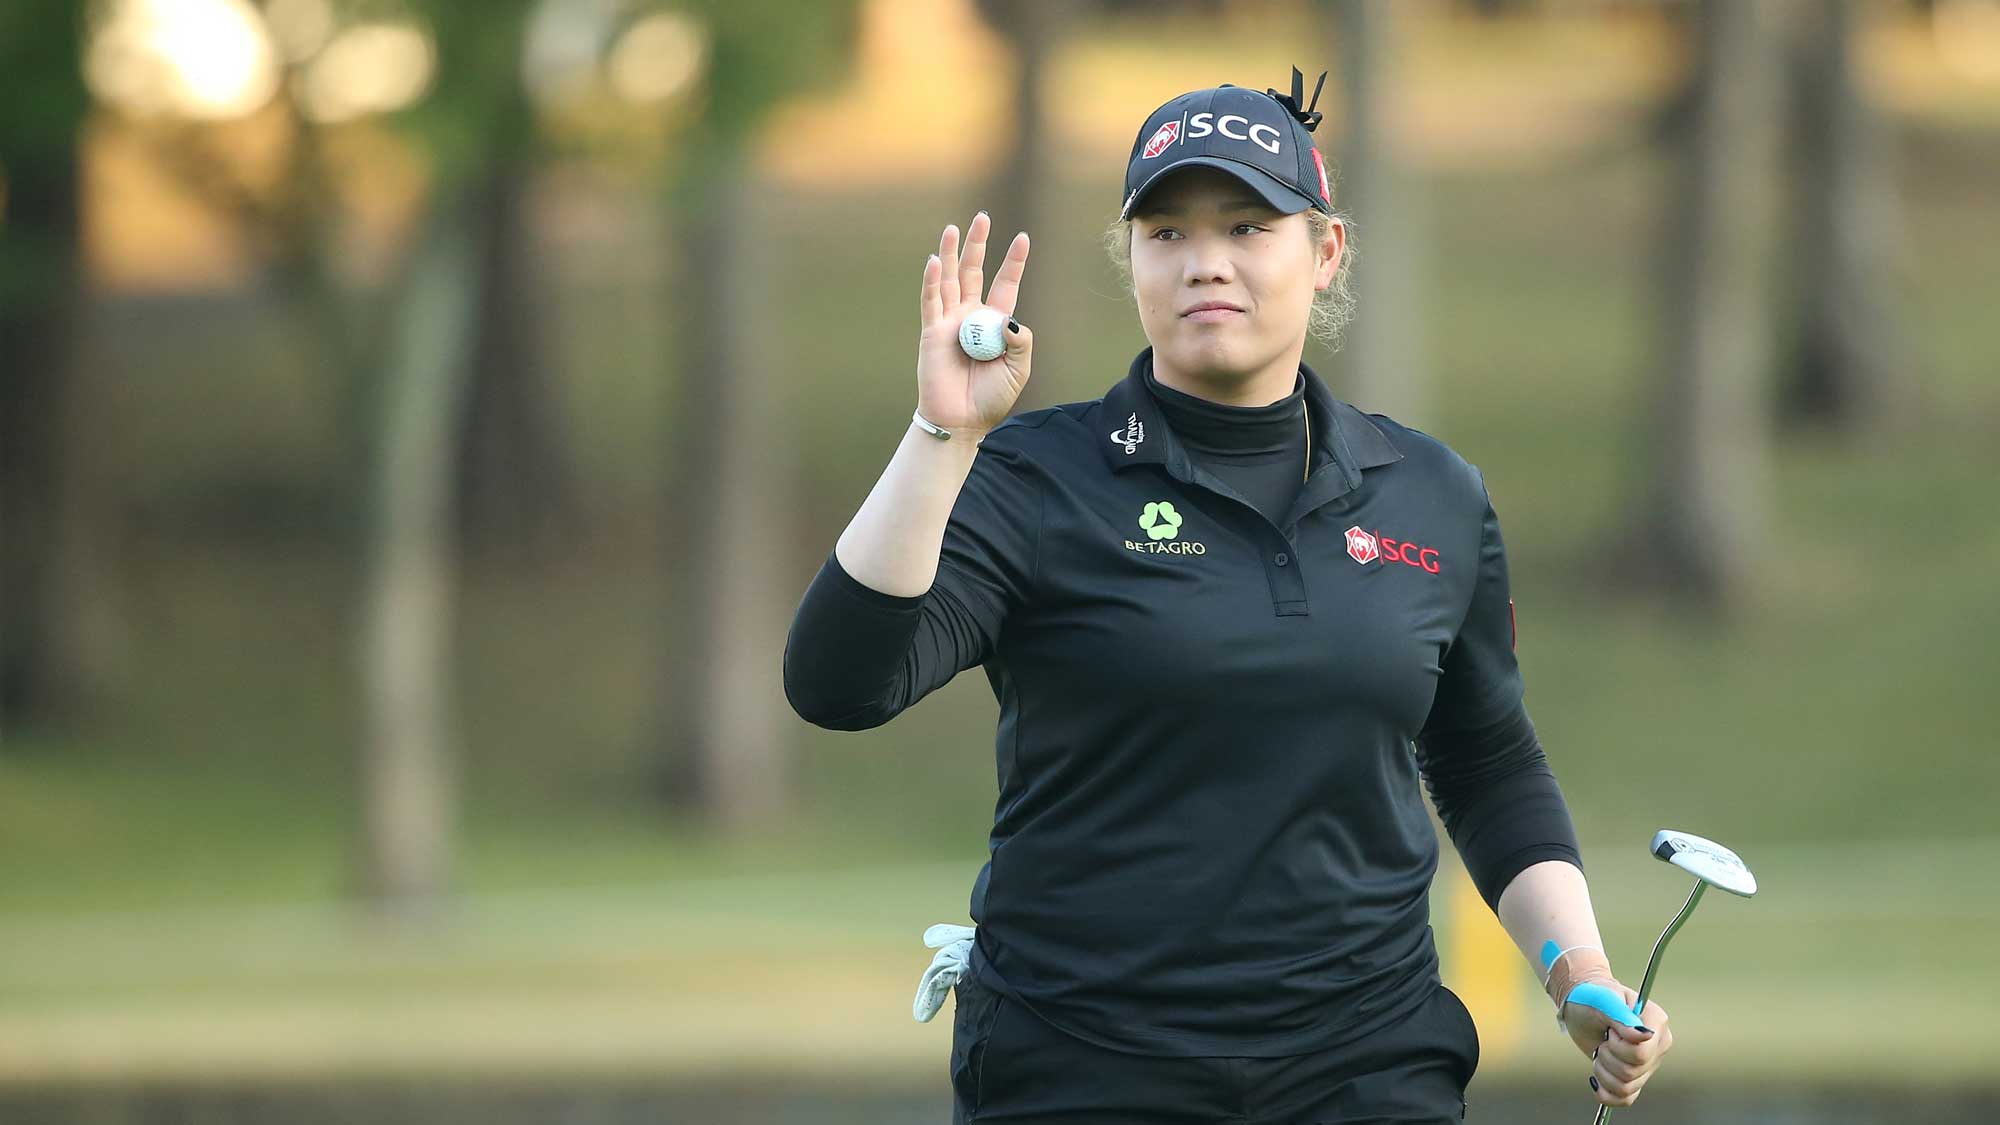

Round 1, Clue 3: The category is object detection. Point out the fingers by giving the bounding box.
[920,253,942,329]
[937,213,1019,315]
[1592,1055,1649,1106]
[960,211,990,308]
[985,231,1031,317]
[1591,1037,1648,1107]
[1599,1024,1662,1065]
[939,223,961,310]
[1605,998,1667,1048]
[1592,1037,1660,1106]
[1639,997,1670,1032]
[1593,998,1671,1108]
[1595,1046,1645,1084]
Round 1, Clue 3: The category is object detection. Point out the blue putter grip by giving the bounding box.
[1541,941,1645,1028]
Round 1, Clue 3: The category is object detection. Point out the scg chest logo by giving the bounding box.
[1125,500,1206,555]
[1345,525,1440,573]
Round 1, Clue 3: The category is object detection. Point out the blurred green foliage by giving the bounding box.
[0,0,86,303]
[399,0,544,181]
[0,0,85,159]
[674,0,864,142]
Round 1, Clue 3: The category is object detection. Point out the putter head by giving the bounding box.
[1651,829,1757,897]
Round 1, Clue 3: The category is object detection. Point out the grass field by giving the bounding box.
[1,831,1996,1085]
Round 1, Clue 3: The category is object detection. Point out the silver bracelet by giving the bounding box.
[1540,943,1607,989]
[911,408,953,440]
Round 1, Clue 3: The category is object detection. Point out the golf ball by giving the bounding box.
[958,308,1008,362]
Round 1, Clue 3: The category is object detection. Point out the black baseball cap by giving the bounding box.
[1120,66,1333,222]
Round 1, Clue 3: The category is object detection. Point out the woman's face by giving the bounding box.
[1130,165,1343,392]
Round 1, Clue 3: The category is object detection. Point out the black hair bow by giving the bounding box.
[1266,66,1327,133]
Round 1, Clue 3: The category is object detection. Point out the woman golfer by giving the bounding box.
[784,68,1673,1123]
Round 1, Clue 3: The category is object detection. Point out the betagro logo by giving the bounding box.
[1125,500,1206,555]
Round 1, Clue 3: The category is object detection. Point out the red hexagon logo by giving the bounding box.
[1142,119,1181,159]
[1345,525,1379,565]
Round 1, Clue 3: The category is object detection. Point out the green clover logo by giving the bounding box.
[1139,500,1183,541]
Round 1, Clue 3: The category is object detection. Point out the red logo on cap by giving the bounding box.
[1310,147,1330,204]
[1142,120,1181,159]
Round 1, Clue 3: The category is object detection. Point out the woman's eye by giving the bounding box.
[1150,225,1262,239]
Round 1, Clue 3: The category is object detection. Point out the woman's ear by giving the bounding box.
[1318,220,1345,288]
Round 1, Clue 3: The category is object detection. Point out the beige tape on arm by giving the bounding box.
[1542,943,1614,1011]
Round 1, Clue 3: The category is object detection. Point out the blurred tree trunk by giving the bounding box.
[655,126,792,832]
[977,0,1068,341]
[0,0,110,735]
[1328,0,1428,421]
[1615,0,1783,608]
[454,161,578,565]
[1778,0,1914,433]
[650,0,863,831]
[351,0,544,910]
[354,187,483,911]
[0,112,84,729]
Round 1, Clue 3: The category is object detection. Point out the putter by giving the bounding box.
[1591,829,1756,1123]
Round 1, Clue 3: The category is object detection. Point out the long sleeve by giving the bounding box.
[1413,478,1581,910]
[1416,701,1581,910]
[782,436,1042,731]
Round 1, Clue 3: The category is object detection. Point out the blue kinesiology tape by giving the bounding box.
[1540,940,1644,1028]
[1563,981,1646,1028]
[1539,939,1562,972]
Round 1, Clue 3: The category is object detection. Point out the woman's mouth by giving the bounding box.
[1183,307,1243,323]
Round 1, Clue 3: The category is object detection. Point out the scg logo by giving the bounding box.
[1188,112,1283,155]
[1344,525,1441,574]
[1380,535,1441,574]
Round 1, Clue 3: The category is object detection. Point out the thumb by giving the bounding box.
[1563,981,1646,1030]
[1003,315,1032,357]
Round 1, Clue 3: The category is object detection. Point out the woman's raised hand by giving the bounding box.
[917,210,1032,439]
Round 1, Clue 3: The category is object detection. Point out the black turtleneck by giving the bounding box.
[1142,361,1310,530]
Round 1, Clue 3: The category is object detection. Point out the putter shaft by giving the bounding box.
[1590,878,1706,1125]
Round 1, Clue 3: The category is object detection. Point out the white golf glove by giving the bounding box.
[913,922,977,1022]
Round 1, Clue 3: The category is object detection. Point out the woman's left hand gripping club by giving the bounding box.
[1562,980,1674,1108]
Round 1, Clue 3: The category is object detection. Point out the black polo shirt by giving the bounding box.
[784,346,1579,1057]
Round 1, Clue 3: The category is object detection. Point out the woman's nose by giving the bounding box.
[1183,248,1234,283]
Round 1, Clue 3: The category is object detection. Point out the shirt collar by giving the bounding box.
[1096,346,1403,490]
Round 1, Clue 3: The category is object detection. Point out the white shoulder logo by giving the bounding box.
[1109,412,1144,455]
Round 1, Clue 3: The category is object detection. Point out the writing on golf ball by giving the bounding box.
[958,308,1008,362]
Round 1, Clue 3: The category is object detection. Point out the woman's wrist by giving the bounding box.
[911,407,990,445]
[1543,944,1615,1011]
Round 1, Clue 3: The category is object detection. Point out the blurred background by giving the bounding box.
[2,0,1996,1120]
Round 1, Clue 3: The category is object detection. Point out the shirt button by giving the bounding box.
[1274,552,1290,566]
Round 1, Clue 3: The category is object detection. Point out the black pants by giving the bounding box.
[948,975,1479,1124]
